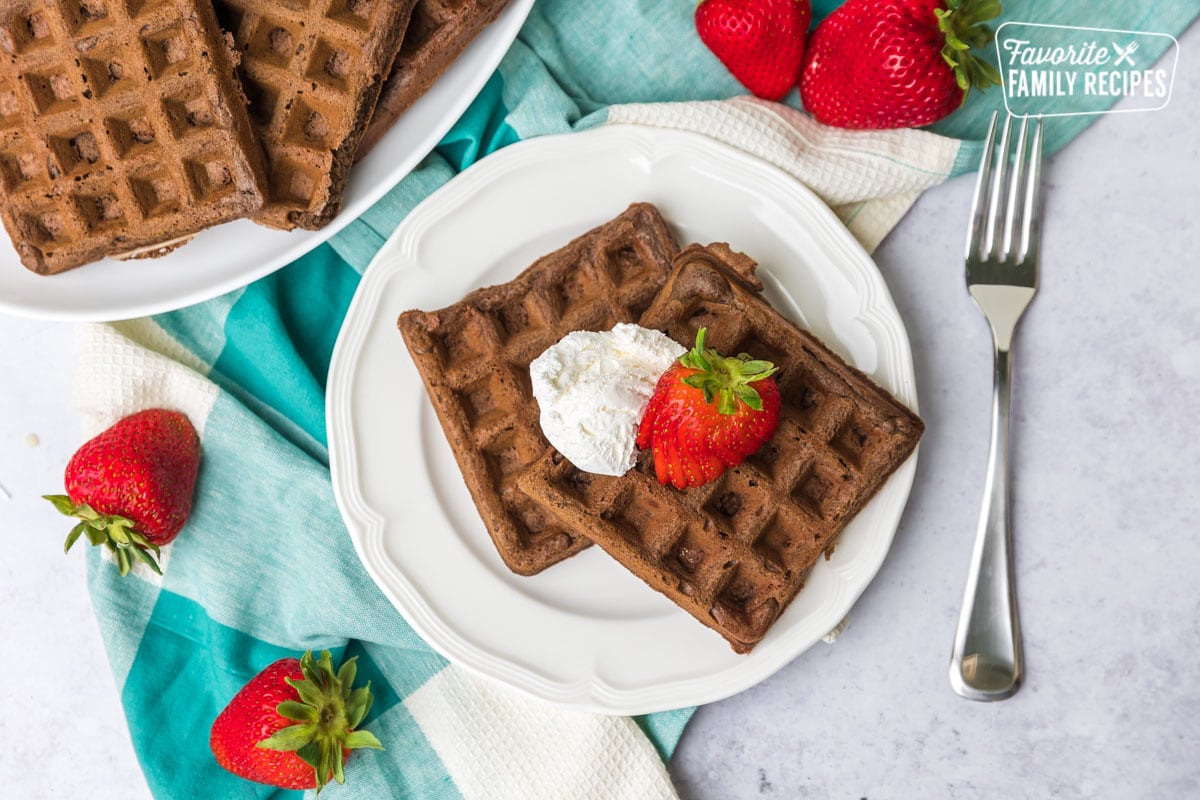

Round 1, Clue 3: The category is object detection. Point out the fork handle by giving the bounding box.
[950,343,1024,701]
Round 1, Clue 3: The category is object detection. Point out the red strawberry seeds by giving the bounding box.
[45,408,200,576]
[210,650,382,792]
[800,0,1002,129]
[696,0,812,101]
[637,328,781,490]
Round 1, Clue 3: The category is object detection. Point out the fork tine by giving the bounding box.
[1001,116,1030,261]
[965,111,1000,261]
[1019,116,1045,262]
[983,115,1013,260]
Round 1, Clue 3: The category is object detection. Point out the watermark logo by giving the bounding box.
[995,22,1179,118]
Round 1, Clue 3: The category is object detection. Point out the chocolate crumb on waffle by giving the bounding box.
[518,243,924,652]
[212,0,416,230]
[397,203,679,576]
[0,0,268,275]
[357,0,512,159]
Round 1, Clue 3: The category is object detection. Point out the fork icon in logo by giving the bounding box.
[1113,41,1140,66]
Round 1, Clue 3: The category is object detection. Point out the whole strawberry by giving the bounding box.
[45,407,200,576]
[800,0,1002,129]
[637,328,781,490]
[696,0,811,101]
[210,650,382,792]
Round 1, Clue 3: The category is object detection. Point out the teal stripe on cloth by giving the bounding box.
[122,590,303,800]
[154,289,244,372]
[634,707,699,763]
[328,155,458,275]
[341,641,403,721]
[339,700,465,800]
[87,547,161,689]
[355,640,450,702]
[86,3,1196,799]
[495,38,582,133]
[436,72,522,171]
[515,2,751,113]
[162,391,413,651]
[328,74,520,273]
[340,642,461,799]
[212,244,359,456]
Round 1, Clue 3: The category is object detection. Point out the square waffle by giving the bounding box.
[212,0,416,230]
[0,0,268,275]
[517,243,925,652]
[397,203,680,576]
[357,0,512,158]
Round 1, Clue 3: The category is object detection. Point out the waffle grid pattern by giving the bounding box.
[519,244,924,651]
[0,0,266,274]
[358,0,511,157]
[398,204,680,575]
[213,0,414,230]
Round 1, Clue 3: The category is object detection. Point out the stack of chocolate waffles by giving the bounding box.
[399,203,925,654]
[0,0,511,274]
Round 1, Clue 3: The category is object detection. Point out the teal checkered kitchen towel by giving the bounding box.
[74,1,1194,798]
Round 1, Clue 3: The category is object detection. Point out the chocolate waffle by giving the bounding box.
[357,0,512,158]
[212,0,415,230]
[0,0,268,275]
[518,243,925,652]
[397,203,680,575]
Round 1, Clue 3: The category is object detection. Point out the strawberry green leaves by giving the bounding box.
[638,328,782,489]
[44,494,163,576]
[800,0,1003,129]
[47,409,199,577]
[935,0,1003,98]
[256,650,383,792]
[212,650,383,794]
[677,327,779,414]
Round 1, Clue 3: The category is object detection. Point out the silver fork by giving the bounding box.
[950,112,1044,702]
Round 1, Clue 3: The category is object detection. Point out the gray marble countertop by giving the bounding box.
[2,23,1197,800]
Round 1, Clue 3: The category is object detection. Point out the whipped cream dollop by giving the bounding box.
[530,323,685,476]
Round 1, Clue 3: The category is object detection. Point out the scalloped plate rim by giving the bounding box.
[328,125,920,714]
[0,0,535,321]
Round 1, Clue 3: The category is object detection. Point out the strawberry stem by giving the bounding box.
[935,0,1003,99]
[678,328,778,415]
[257,650,383,794]
[45,495,162,576]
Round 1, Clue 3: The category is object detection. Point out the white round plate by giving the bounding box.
[327,125,921,714]
[0,0,533,322]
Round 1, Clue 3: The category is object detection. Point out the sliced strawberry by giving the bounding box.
[662,414,688,490]
[638,328,781,490]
